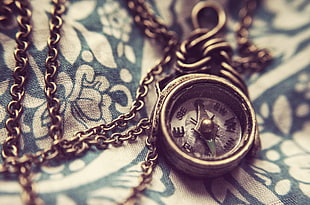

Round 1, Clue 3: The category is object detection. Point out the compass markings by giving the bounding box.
[190,117,198,125]
[224,117,237,133]
[183,142,193,153]
[176,106,187,120]
[223,137,235,151]
[213,102,228,116]
[172,126,185,138]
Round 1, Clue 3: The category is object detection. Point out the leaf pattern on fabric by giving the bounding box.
[265,0,310,30]
[82,29,117,68]
[31,0,50,51]
[67,1,97,21]
[292,121,310,153]
[124,44,136,63]
[299,183,310,198]
[284,155,310,183]
[0,33,15,71]
[274,179,291,196]
[60,23,82,65]
[260,132,282,150]
[272,96,292,135]
[63,0,117,67]
[110,84,132,114]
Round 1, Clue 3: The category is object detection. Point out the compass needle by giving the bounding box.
[206,139,216,156]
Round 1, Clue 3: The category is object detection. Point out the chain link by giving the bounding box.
[0,0,270,204]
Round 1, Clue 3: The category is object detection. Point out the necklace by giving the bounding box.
[0,0,272,204]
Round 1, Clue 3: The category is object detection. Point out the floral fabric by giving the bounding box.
[0,0,309,204]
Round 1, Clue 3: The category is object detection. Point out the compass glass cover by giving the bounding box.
[165,81,248,161]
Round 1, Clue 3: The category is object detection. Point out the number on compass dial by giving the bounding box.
[169,98,242,160]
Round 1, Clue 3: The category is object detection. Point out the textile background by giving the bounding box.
[0,0,309,204]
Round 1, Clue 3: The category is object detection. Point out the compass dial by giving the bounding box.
[169,98,242,160]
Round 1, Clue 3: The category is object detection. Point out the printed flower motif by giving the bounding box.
[1,0,309,204]
[25,61,112,149]
[98,0,132,42]
[209,168,282,204]
[253,0,310,60]
[60,64,112,129]
[86,154,172,205]
[98,0,136,63]
[295,71,310,100]
[20,0,137,150]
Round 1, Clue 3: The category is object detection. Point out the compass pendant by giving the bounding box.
[152,74,259,177]
[150,1,263,178]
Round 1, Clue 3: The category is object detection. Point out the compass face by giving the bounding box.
[157,74,257,177]
[169,97,242,160]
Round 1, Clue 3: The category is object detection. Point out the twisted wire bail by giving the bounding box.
[176,33,233,72]
[175,1,249,95]
[175,1,233,73]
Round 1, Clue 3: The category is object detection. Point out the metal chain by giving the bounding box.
[234,0,272,72]
[127,0,177,46]
[3,0,32,159]
[0,117,151,171]
[0,0,270,204]
[18,163,44,205]
[1,0,65,204]
[0,117,153,204]
[45,0,65,141]
[1,1,177,204]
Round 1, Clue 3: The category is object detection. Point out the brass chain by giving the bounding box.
[234,0,272,72]
[3,0,32,159]
[45,0,66,141]
[0,0,270,204]
[1,0,65,204]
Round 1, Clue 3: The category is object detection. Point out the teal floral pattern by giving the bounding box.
[0,0,309,204]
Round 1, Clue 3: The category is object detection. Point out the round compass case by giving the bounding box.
[152,73,259,177]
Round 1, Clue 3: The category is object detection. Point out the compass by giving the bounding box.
[152,73,260,177]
